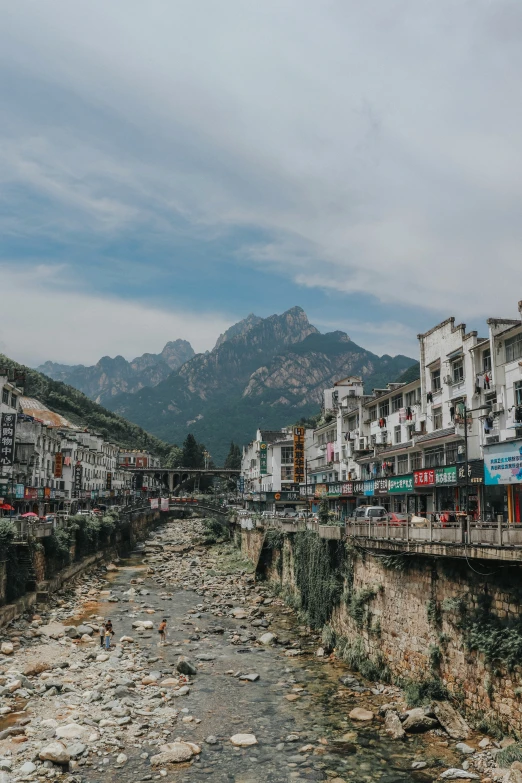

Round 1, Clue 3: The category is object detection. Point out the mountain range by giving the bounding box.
[98,307,415,463]
[37,339,194,404]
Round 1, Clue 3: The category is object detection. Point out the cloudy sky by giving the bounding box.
[1,0,521,367]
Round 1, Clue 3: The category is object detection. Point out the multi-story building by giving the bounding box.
[0,371,23,505]
[241,427,311,513]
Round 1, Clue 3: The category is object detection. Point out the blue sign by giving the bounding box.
[485,441,522,485]
[15,484,24,499]
[364,480,375,496]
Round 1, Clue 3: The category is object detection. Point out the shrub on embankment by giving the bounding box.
[0,519,38,602]
[42,511,119,577]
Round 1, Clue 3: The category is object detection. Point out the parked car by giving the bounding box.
[350,506,388,522]
[388,512,408,526]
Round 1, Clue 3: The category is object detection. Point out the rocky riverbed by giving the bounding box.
[0,518,518,782]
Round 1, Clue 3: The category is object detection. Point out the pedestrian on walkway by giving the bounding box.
[158,618,167,646]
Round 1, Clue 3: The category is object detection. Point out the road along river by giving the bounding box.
[0,518,490,783]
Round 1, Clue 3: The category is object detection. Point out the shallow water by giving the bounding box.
[73,546,455,783]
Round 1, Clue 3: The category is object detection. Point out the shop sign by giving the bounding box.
[342,482,353,495]
[238,476,245,493]
[44,487,51,499]
[414,469,436,487]
[435,466,457,486]
[314,484,328,498]
[457,460,484,485]
[54,453,63,479]
[389,475,414,493]
[267,491,301,502]
[259,442,268,475]
[132,472,143,491]
[24,487,37,500]
[374,478,388,495]
[0,412,16,467]
[50,489,56,499]
[161,498,169,511]
[73,464,83,498]
[485,442,522,485]
[364,480,375,496]
[150,498,159,510]
[15,483,24,499]
[328,483,341,496]
[135,456,148,468]
[353,481,365,495]
[106,471,112,491]
[293,427,305,484]
[37,488,44,499]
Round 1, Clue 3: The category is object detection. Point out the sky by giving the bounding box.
[1,0,522,367]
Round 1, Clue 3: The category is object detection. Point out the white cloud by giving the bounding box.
[1,1,522,320]
[0,265,235,366]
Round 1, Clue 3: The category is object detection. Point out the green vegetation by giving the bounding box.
[348,586,380,629]
[497,743,522,766]
[201,517,229,544]
[337,635,390,682]
[395,362,420,384]
[0,353,170,457]
[380,553,408,571]
[42,512,119,577]
[401,677,447,707]
[441,597,465,614]
[292,530,345,628]
[426,599,442,627]
[0,520,39,602]
[428,643,442,670]
[224,442,241,470]
[321,623,336,651]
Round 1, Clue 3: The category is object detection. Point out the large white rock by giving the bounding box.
[349,708,374,722]
[39,741,70,764]
[258,632,277,646]
[0,642,14,655]
[20,761,37,774]
[230,733,258,747]
[439,770,479,780]
[150,742,195,765]
[55,723,88,740]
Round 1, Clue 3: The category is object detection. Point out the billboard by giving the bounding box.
[485,442,522,485]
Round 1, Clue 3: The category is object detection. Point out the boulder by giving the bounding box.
[349,708,374,722]
[174,685,190,697]
[67,742,86,758]
[116,753,128,764]
[259,632,277,646]
[77,624,93,636]
[455,743,475,755]
[64,626,80,639]
[432,701,471,740]
[439,769,479,780]
[230,733,258,747]
[176,656,197,676]
[55,723,88,740]
[160,678,180,687]
[39,741,70,765]
[231,608,248,619]
[20,762,37,774]
[0,642,14,655]
[402,708,439,733]
[385,710,406,740]
[150,742,195,765]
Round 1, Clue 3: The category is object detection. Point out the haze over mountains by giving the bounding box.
[36,307,415,463]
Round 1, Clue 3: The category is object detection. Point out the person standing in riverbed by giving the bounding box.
[99,622,105,648]
[104,621,113,650]
[158,618,167,646]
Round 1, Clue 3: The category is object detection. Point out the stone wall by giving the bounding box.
[249,526,522,738]
[240,528,265,567]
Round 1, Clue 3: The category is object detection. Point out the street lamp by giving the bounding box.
[462,402,492,518]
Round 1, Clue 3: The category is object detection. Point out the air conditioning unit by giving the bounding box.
[492,403,504,414]
[443,375,452,385]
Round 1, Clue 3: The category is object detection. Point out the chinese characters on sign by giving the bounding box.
[150,498,159,510]
[293,427,305,484]
[54,452,63,478]
[106,472,112,491]
[259,442,267,475]
[413,469,436,487]
[435,466,457,485]
[160,498,169,511]
[388,476,414,493]
[0,413,16,467]
[135,456,148,468]
[73,464,83,498]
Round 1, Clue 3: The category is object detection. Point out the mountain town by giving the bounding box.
[3,4,522,783]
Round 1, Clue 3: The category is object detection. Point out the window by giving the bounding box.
[506,333,522,363]
[483,348,492,373]
[452,359,464,384]
[446,443,459,465]
[2,388,9,406]
[407,424,415,441]
[397,455,409,475]
[281,446,293,464]
[432,407,443,430]
[431,368,441,391]
[348,415,357,431]
[369,406,377,422]
[281,465,293,481]
[394,425,402,444]
[379,400,390,418]
[411,452,422,470]
[405,389,419,407]
[515,381,522,406]
[391,394,403,413]
[424,446,445,467]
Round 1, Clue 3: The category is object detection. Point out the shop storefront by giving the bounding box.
[484,440,522,523]
[413,469,436,513]
[456,460,485,520]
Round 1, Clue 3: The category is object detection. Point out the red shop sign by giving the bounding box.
[413,469,435,487]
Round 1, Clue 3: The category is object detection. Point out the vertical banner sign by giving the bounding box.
[150,498,159,510]
[0,413,16,467]
[259,442,268,475]
[239,475,245,493]
[293,427,305,484]
[160,498,169,511]
[132,473,143,492]
[73,464,83,498]
[106,472,112,491]
[54,453,63,479]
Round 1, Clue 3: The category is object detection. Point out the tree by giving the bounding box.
[318,497,330,525]
[182,433,204,468]
[224,441,241,470]
[164,445,183,468]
